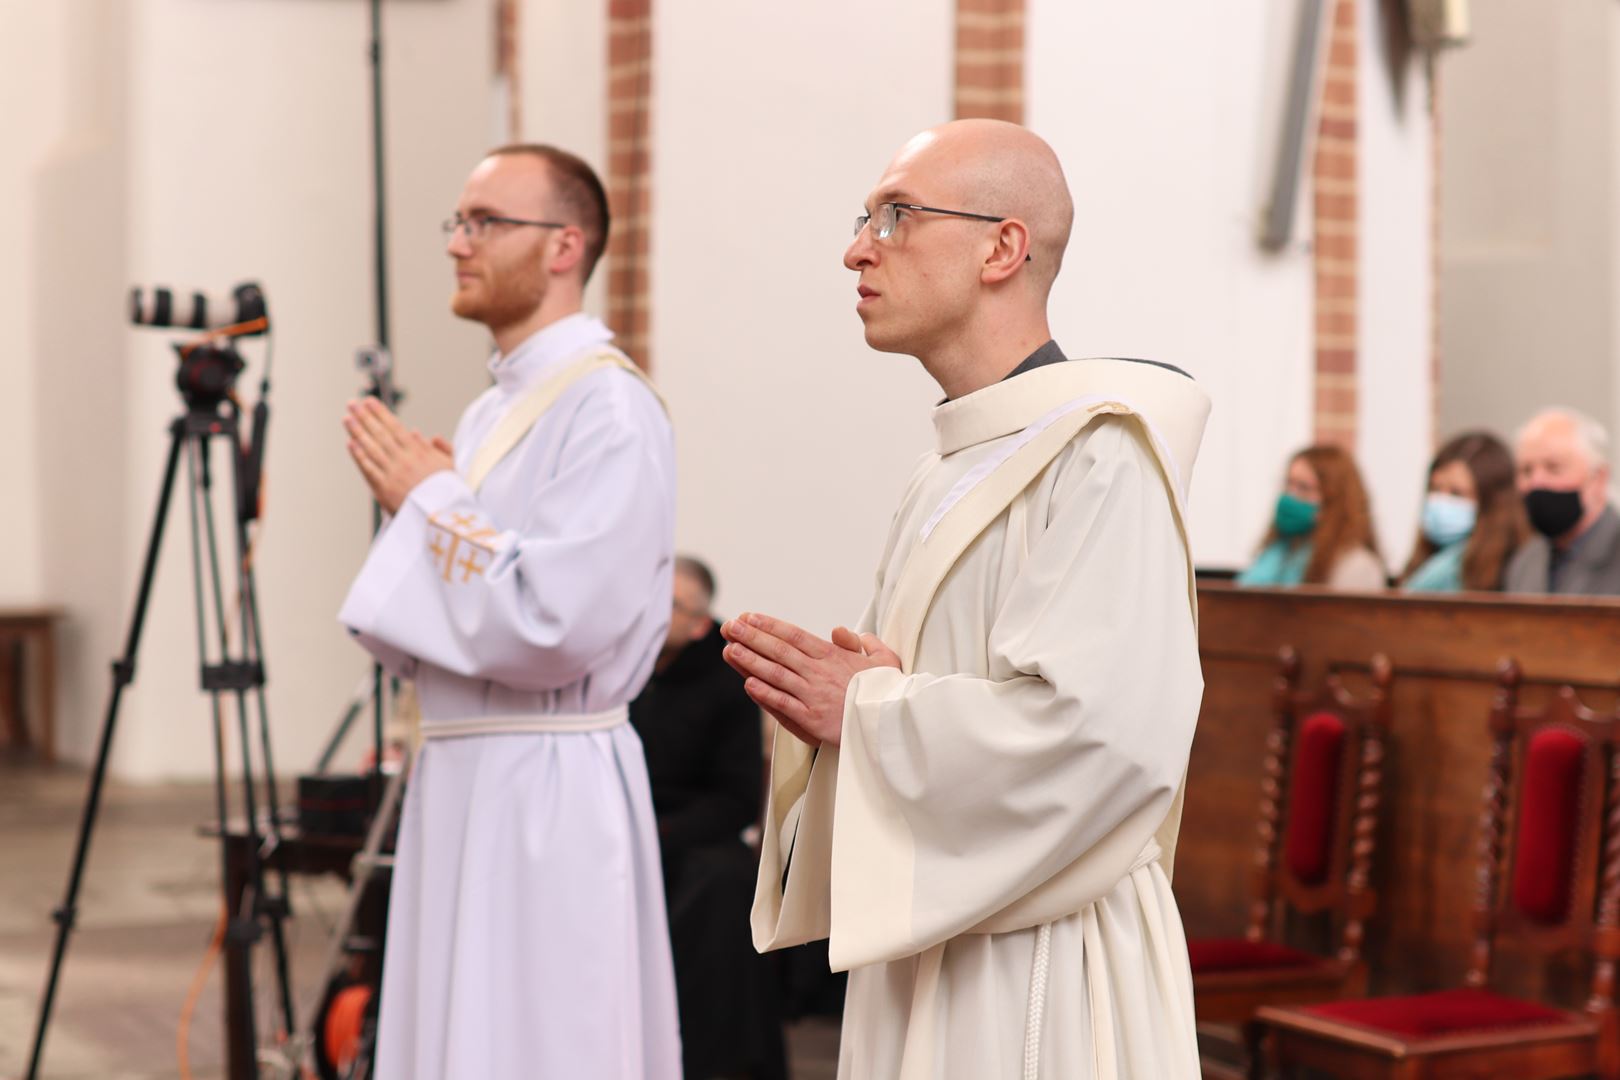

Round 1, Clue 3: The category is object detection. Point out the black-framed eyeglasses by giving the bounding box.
[853,202,1031,260]
[442,212,569,242]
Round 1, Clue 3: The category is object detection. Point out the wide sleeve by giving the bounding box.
[338,373,673,693]
[828,419,1204,970]
[752,454,933,954]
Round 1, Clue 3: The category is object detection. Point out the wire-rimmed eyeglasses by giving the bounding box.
[442,212,569,242]
[853,202,1031,260]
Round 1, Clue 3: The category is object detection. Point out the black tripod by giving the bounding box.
[25,345,296,1079]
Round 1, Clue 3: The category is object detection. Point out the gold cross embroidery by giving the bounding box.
[431,531,462,582]
[427,512,499,583]
[458,549,488,582]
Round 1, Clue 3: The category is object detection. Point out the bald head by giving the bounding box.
[845,120,1075,394]
[1518,408,1609,471]
[1515,407,1612,540]
[887,119,1074,294]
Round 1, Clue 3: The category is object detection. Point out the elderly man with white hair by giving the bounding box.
[1503,407,1620,595]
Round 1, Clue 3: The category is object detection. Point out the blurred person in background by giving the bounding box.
[1504,407,1620,595]
[1236,444,1385,590]
[1398,431,1527,593]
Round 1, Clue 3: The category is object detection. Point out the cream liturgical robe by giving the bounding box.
[339,313,681,1080]
[753,359,1211,1080]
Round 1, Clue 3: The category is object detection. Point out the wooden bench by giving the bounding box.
[0,606,64,761]
[1181,583,1620,1010]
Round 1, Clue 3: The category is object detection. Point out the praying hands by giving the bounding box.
[343,397,456,515]
[720,613,900,748]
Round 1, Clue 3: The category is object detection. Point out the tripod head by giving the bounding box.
[138,295,273,523]
[173,339,247,416]
[131,280,269,418]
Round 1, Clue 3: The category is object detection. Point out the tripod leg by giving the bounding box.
[315,677,373,775]
[221,432,299,1034]
[185,432,262,1080]
[25,425,187,1080]
[307,760,407,1027]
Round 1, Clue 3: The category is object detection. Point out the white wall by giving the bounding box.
[24,0,493,779]
[17,0,1444,778]
[1028,0,1318,570]
[0,2,72,605]
[1357,0,1435,568]
[30,0,133,773]
[651,0,1432,598]
[1439,0,1619,443]
[521,0,608,317]
[651,1,948,632]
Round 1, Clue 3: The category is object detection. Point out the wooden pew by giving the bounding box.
[0,606,62,761]
[1181,582,1620,1010]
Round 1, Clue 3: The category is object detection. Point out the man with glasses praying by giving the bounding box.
[339,144,680,1079]
[722,119,1210,1078]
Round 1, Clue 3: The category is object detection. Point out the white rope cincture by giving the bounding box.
[1022,921,1055,1080]
[419,705,629,739]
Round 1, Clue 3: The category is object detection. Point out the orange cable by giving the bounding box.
[176,903,227,1080]
[177,317,270,358]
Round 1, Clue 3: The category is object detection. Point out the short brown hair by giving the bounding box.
[489,143,611,283]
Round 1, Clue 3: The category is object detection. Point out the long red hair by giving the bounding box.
[1259,445,1382,585]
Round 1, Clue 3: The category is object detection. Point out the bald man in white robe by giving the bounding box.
[721,121,1209,1079]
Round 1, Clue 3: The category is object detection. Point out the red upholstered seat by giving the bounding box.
[1511,727,1587,925]
[1188,937,1324,974]
[1284,710,1347,885]
[1297,988,1572,1039]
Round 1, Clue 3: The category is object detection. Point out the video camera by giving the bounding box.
[129,281,269,411]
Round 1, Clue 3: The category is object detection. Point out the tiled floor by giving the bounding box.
[0,758,838,1079]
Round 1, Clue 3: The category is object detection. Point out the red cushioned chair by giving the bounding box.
[1255,660,1620,1079]
[1189,647,1393,1078]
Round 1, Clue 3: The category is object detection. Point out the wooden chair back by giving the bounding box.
[1246,647,1393,968]
[1468,659,1620,1016]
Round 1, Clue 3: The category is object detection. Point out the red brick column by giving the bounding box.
[606,0,652,371]
[1313,0,1359,449]
[495,0,521,140]
[954,0,1025,123]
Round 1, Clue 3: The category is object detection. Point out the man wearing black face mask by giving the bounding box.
[1503,408,1620,595]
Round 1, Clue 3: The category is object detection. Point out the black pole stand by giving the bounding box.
[304,8,399,1071]
[25,399,295,1080]
[365,0,393,779]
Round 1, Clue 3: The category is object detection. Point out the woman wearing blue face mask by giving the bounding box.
[1399,432,1527,592]
[1237,445,1386,590]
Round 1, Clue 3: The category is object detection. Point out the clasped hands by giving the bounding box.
[343,398,455,515]
[720,614,900,748]
[343,393,899,747]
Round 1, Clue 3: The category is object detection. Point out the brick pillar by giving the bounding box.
[495,0,521,141]
[954,0,1025,123]
[1313,0,1359,449]
[606,0,652,371]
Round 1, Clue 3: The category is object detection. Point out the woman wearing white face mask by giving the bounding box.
[1400,432,1528,592]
